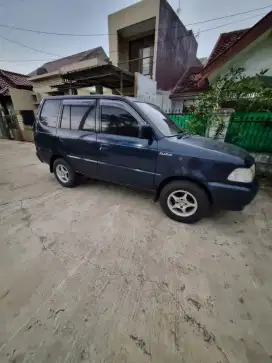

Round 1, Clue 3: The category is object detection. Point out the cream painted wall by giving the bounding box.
[9,88,36,132]
[211,30,272,81]
[108,0,160,79]
[31,74,63,94]
[32,76,65,102]
[9,88,35,112]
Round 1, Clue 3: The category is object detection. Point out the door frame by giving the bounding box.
[95,98,158,189]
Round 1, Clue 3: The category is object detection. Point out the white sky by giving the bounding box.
[0,0,271,74]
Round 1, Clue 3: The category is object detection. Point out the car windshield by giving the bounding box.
[136,102,180,137]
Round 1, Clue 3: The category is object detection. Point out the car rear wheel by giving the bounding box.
[53,158,77,188]
[159,180,210,223]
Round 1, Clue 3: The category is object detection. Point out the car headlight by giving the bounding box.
[227,164,255,183]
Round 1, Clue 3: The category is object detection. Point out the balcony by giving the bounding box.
[115,17,155,78]
[118,55,154,78]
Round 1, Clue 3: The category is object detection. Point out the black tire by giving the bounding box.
[53,158,77,188]
[159,180,210,223]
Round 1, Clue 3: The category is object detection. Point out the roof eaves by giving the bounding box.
[0,70,16,88]
[79,47,100,61]
[202,11,272,77]
[29,70,60,81]
[170,67,192,96]
[204,29,249,70]
[0,86,9,96]
[205,33,225,66]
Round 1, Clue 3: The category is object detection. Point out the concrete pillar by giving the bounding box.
[95,85,103,94]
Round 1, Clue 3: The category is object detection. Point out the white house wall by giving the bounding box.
[211,30,272,80]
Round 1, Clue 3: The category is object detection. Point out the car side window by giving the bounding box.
[40,99,61,127]
[61,105,70,129]
[60,102,96,131]
[82,104,96,131]
[100,100,140,138]
[71,106,89,130]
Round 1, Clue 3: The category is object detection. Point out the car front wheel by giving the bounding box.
[159,180,210,223]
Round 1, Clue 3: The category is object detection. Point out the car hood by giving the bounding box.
[171,135,253,164]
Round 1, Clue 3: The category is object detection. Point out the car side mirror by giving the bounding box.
[140,125,153,140]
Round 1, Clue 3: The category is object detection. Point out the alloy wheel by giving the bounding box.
[167,190,198,217]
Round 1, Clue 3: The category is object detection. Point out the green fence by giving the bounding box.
[168,114,193,129]
[168,113,207,136]
[225,112,272,153]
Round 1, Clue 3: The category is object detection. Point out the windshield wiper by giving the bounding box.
[177,131,189,139]
[166,131,188,138]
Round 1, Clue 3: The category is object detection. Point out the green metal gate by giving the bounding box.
[225,112,272,153]
[168,113,207,136]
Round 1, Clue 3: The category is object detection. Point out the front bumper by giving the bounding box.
[207,178,259,211]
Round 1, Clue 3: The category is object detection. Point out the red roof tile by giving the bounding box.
[206,28,249,67]
[171,66,209,97]
[0,69,32,96]
[203,11,272,77]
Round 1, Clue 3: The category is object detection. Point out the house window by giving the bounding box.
[21,110,36,126]
[139,46,153,77]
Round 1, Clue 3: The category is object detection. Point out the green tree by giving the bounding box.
[187,67,272,138]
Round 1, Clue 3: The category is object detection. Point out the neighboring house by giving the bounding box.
[171,11,272,108]
[0,69,32,115]
[29,47,109,100]
[202,11,272,81]
[0,69,36,140]
[108,0,199,92]
[170,63,209,112]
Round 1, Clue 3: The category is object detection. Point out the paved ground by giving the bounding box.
[0,139,272,363]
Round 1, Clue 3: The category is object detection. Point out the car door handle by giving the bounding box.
[99,144,110,151]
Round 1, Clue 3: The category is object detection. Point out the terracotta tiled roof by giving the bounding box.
[171,66,209,97]
[0,69,32,96]
[206,28,249,67]
[203,11,272,77]
[29,46,108,76]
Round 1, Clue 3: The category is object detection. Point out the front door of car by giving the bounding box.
[96,99,158,190]
[56,99,98,178]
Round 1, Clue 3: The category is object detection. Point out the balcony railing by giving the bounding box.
[118,56,153,77]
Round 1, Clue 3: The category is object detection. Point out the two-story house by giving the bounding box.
[108,0,200,92]
[28,0,200,107]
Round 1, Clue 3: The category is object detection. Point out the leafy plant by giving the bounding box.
[187,67,272,138]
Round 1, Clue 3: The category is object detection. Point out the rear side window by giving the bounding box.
[60,102,96,131]
[82,106,96,131]
[71,106,89,130]
[61,106,70,129]
[40,99,61,127]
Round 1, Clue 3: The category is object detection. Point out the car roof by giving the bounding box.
[43,95,135,101]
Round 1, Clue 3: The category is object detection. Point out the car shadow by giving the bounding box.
[77,176,155,201]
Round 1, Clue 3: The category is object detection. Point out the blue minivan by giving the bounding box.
[34,95,258,223]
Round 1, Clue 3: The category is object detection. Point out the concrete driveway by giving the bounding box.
[0,139,272,363]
